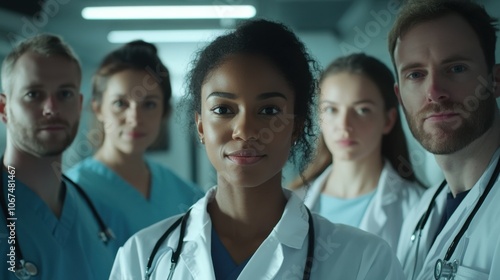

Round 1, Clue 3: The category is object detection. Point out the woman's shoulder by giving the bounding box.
[65,157,103,180]
[119,213,185,259]
[146,159,190,183]
[123,191,210,253]
[382,162,425,197]
[133,213,185,241]
[146,159,205,196]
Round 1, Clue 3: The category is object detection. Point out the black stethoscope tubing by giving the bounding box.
[145,207,315,280]
[0,158,114,275]
[410,155,500,277]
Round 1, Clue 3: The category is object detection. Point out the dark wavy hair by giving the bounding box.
[182,19,320,176]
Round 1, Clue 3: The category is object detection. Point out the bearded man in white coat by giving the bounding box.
[388,0,500,279]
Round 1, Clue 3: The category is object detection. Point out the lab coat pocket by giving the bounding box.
[455,266,489,280]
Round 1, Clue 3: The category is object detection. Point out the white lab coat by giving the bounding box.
[294,160,424,253]
[397,149,500,280]
[110,187,404,280]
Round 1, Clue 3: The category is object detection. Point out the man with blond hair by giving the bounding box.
[0,34,114,279]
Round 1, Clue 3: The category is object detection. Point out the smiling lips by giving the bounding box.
[226,150,265,165]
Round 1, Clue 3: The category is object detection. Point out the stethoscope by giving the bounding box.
[408,156,500,280]
[145,207,315,280]
[0,159,115,280]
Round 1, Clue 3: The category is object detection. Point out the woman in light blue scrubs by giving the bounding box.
[290,53,424,252]
[66,41,204,253]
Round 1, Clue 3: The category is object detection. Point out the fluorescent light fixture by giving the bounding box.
[108,29,231,43]
[82,5,256,20]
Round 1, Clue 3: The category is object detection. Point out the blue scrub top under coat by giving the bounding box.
[65,157,204,253]
[0,173,115,280]
[314,190,376,227]
[211,227,251,280]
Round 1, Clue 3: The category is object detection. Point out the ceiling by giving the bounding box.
[0,0,372,62]
[0,0,498,97]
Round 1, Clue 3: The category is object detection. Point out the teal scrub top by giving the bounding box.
[0,173,115,279]
[65,157,204,253]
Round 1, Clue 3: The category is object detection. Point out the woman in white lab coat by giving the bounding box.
[290,53,424,252]
[110,19,404,280]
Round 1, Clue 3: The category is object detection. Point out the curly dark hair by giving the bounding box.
[181,19,320,176]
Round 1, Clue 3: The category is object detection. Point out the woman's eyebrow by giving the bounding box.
[206,91,236,100]
[257,92,287,101]
[206,91,288,100]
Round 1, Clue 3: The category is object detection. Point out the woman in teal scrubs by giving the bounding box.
[66,41,204,253]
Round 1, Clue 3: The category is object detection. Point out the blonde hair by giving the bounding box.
[1,33,81,93]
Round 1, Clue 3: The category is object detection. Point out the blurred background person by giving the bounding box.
[290,53,424,251]
[66,40,204,253]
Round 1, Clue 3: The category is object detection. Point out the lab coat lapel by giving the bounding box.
[359,161,398,236]
[302,165,331,208]
[239,191,309,280]
[181,236,216,279]
[179,188,217,279]
[238,236,284,280]
[423,170,487,272]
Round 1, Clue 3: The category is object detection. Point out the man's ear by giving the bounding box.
[195,112,204,141]
[0,93,8,124]
[383,107,398,134]
[394,83,402,104]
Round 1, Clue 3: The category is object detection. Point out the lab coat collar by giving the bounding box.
[178,187,310,279]
[359,161,399,234]
[274,188,310,249]
[424,148,500,266]
[183,186,309,248]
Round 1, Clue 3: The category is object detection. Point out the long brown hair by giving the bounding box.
[288,53,418,190]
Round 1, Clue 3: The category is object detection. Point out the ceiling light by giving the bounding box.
[107,29,231,43]
[82,5,256,20]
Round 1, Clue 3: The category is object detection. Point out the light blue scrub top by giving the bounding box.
[0,173,115,280]
[314,190,376,227]
[65,157,204,253]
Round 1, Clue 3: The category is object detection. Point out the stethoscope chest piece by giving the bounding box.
[434,259,457,280]
[14,260,38,280]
